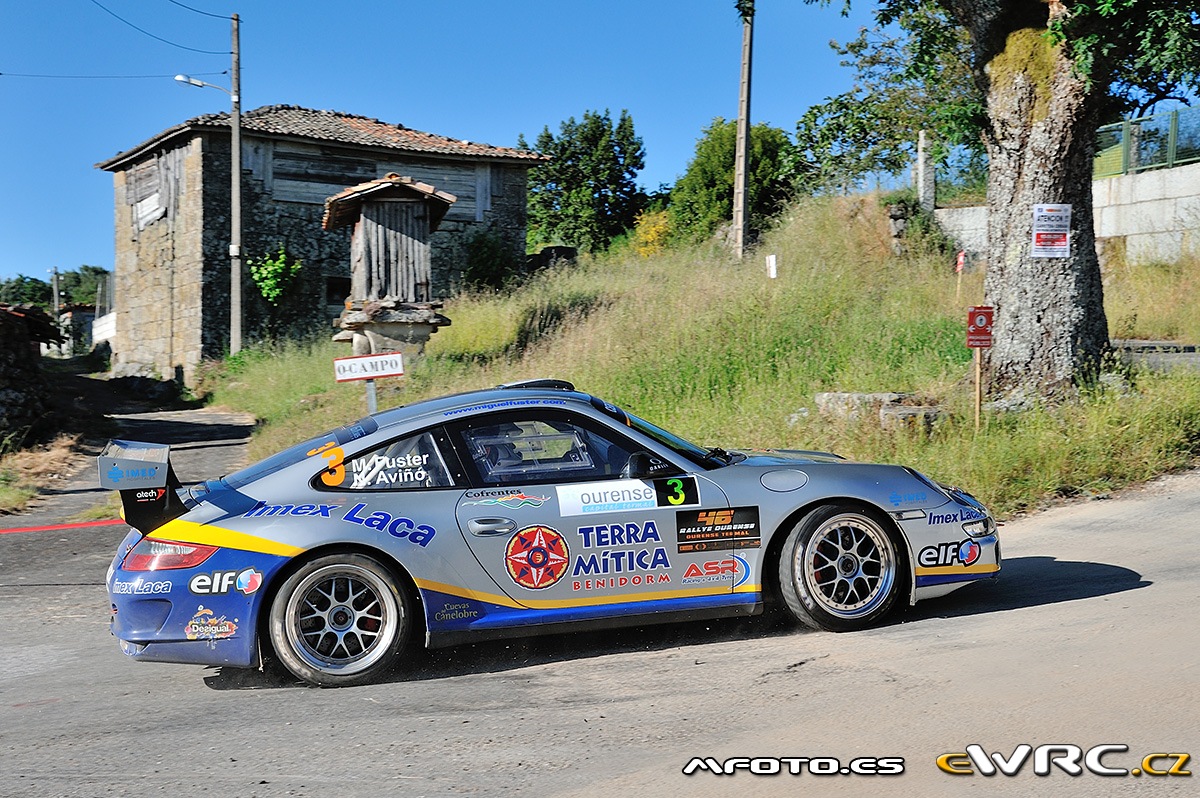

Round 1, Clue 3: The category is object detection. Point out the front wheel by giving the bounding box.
[777,505,902,632]
[268,553,411,686]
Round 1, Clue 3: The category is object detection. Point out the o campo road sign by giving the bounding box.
[333,352,404,382]
[967,306,994,348]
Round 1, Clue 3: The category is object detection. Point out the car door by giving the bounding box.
[448,408,735,611]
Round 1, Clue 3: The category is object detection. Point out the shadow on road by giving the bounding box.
[901,554,1149,621]
[201,554,1148,691]
[109,418,254,446]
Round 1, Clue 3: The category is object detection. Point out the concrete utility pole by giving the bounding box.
[733,8,753,260]
[229,12,243,354]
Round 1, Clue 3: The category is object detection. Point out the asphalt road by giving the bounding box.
[1,441,1197,796]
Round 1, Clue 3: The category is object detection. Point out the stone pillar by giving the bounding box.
[916,130,936,214]
[334,300,451,358]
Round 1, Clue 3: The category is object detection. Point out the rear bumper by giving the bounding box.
[107,531,288,669]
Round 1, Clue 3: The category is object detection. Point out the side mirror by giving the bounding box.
[621,452,654,479]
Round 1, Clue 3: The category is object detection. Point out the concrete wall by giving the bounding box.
[935,160,1200,267]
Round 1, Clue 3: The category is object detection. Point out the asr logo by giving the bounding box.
[937,745,1191,777]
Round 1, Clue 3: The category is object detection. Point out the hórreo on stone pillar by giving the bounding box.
[322,173,455,358]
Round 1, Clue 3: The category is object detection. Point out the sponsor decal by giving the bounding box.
[681,554,750,588]
[242,500,436,546]
[677,507,761,553]
[188,567,263,596]
[134,488,167,503]
[927,506,987,525]
[570,521,671,590]
[349,452,431,488]
[573,574,671,590]
[433,602,480,622]
[937,745,1191,778]
[684,756,905,776]
[918,539,981,568]
[106,464,159,485]
[888,490,927,507]
[111,577,172,595]
[557,476,699,516]
[505,525,570,589]
[442,398,567,417]
[464,491,551,509]
[184,605,238,644]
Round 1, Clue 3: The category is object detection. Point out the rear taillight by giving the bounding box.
[121,537,218,571]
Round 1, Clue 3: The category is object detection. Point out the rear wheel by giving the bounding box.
[268,553,410,686]
[777,505,901,631]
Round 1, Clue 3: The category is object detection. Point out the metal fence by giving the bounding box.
[1094,105,1200,178]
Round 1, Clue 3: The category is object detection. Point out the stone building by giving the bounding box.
[96,105,546,385]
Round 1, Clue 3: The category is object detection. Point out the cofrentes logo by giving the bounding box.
[936,744,1191,777]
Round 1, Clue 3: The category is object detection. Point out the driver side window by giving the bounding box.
[460,416,634,485]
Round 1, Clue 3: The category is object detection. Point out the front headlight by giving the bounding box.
[962,516,997,539]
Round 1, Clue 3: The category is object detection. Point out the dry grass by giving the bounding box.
[0,434,83,515]
[201,195,1200,518]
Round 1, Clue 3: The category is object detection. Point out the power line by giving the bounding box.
[88,0,228,54]
[0,70,228,80]
[166,0,232,20]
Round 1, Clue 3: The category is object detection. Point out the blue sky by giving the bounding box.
[0,0,877,283]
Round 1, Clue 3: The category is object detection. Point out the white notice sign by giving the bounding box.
[333,352,404,382]
[1031,204,1071,258]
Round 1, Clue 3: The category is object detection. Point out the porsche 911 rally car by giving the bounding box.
[102,379,999,686]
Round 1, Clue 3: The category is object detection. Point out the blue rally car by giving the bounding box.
[102,380,999,686]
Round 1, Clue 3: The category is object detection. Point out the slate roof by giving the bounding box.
[322,173,458,232]
[97,104,546,171]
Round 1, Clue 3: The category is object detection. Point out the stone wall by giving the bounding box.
[111,141,206,384]
[935,161,1200,268]
[0,309,54,438]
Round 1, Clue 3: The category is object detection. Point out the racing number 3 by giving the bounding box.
[319,446,345,486]
[653,476,698,507]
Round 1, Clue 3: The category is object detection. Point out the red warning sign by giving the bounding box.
[967,306,994,348]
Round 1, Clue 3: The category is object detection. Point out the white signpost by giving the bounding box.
[333,352,404,414]
[1031,204,1072,258]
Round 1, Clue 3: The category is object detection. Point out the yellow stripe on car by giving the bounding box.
[154,518,305,558]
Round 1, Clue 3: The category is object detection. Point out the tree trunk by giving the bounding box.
[981,27,1110,399]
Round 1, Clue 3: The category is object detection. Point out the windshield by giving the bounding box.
[624,410,715,467]
[223,417,379,489]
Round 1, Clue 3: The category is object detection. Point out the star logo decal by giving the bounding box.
[505,525,569,590]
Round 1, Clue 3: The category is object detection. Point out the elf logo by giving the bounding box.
[189,568,264,595]
[917,540,981,568]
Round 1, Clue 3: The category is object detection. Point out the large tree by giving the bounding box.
[794,7,983,192]
[520,109,645,253]
[820,1,1200,398]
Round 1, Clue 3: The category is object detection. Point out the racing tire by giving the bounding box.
[268,553,411,686]
[777,504,902,632]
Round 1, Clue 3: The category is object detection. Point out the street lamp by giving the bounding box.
[173,13,242,354]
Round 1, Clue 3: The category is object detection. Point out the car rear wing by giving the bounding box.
[97,440,186,533]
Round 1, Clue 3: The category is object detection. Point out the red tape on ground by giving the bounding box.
[0,518,124,535]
